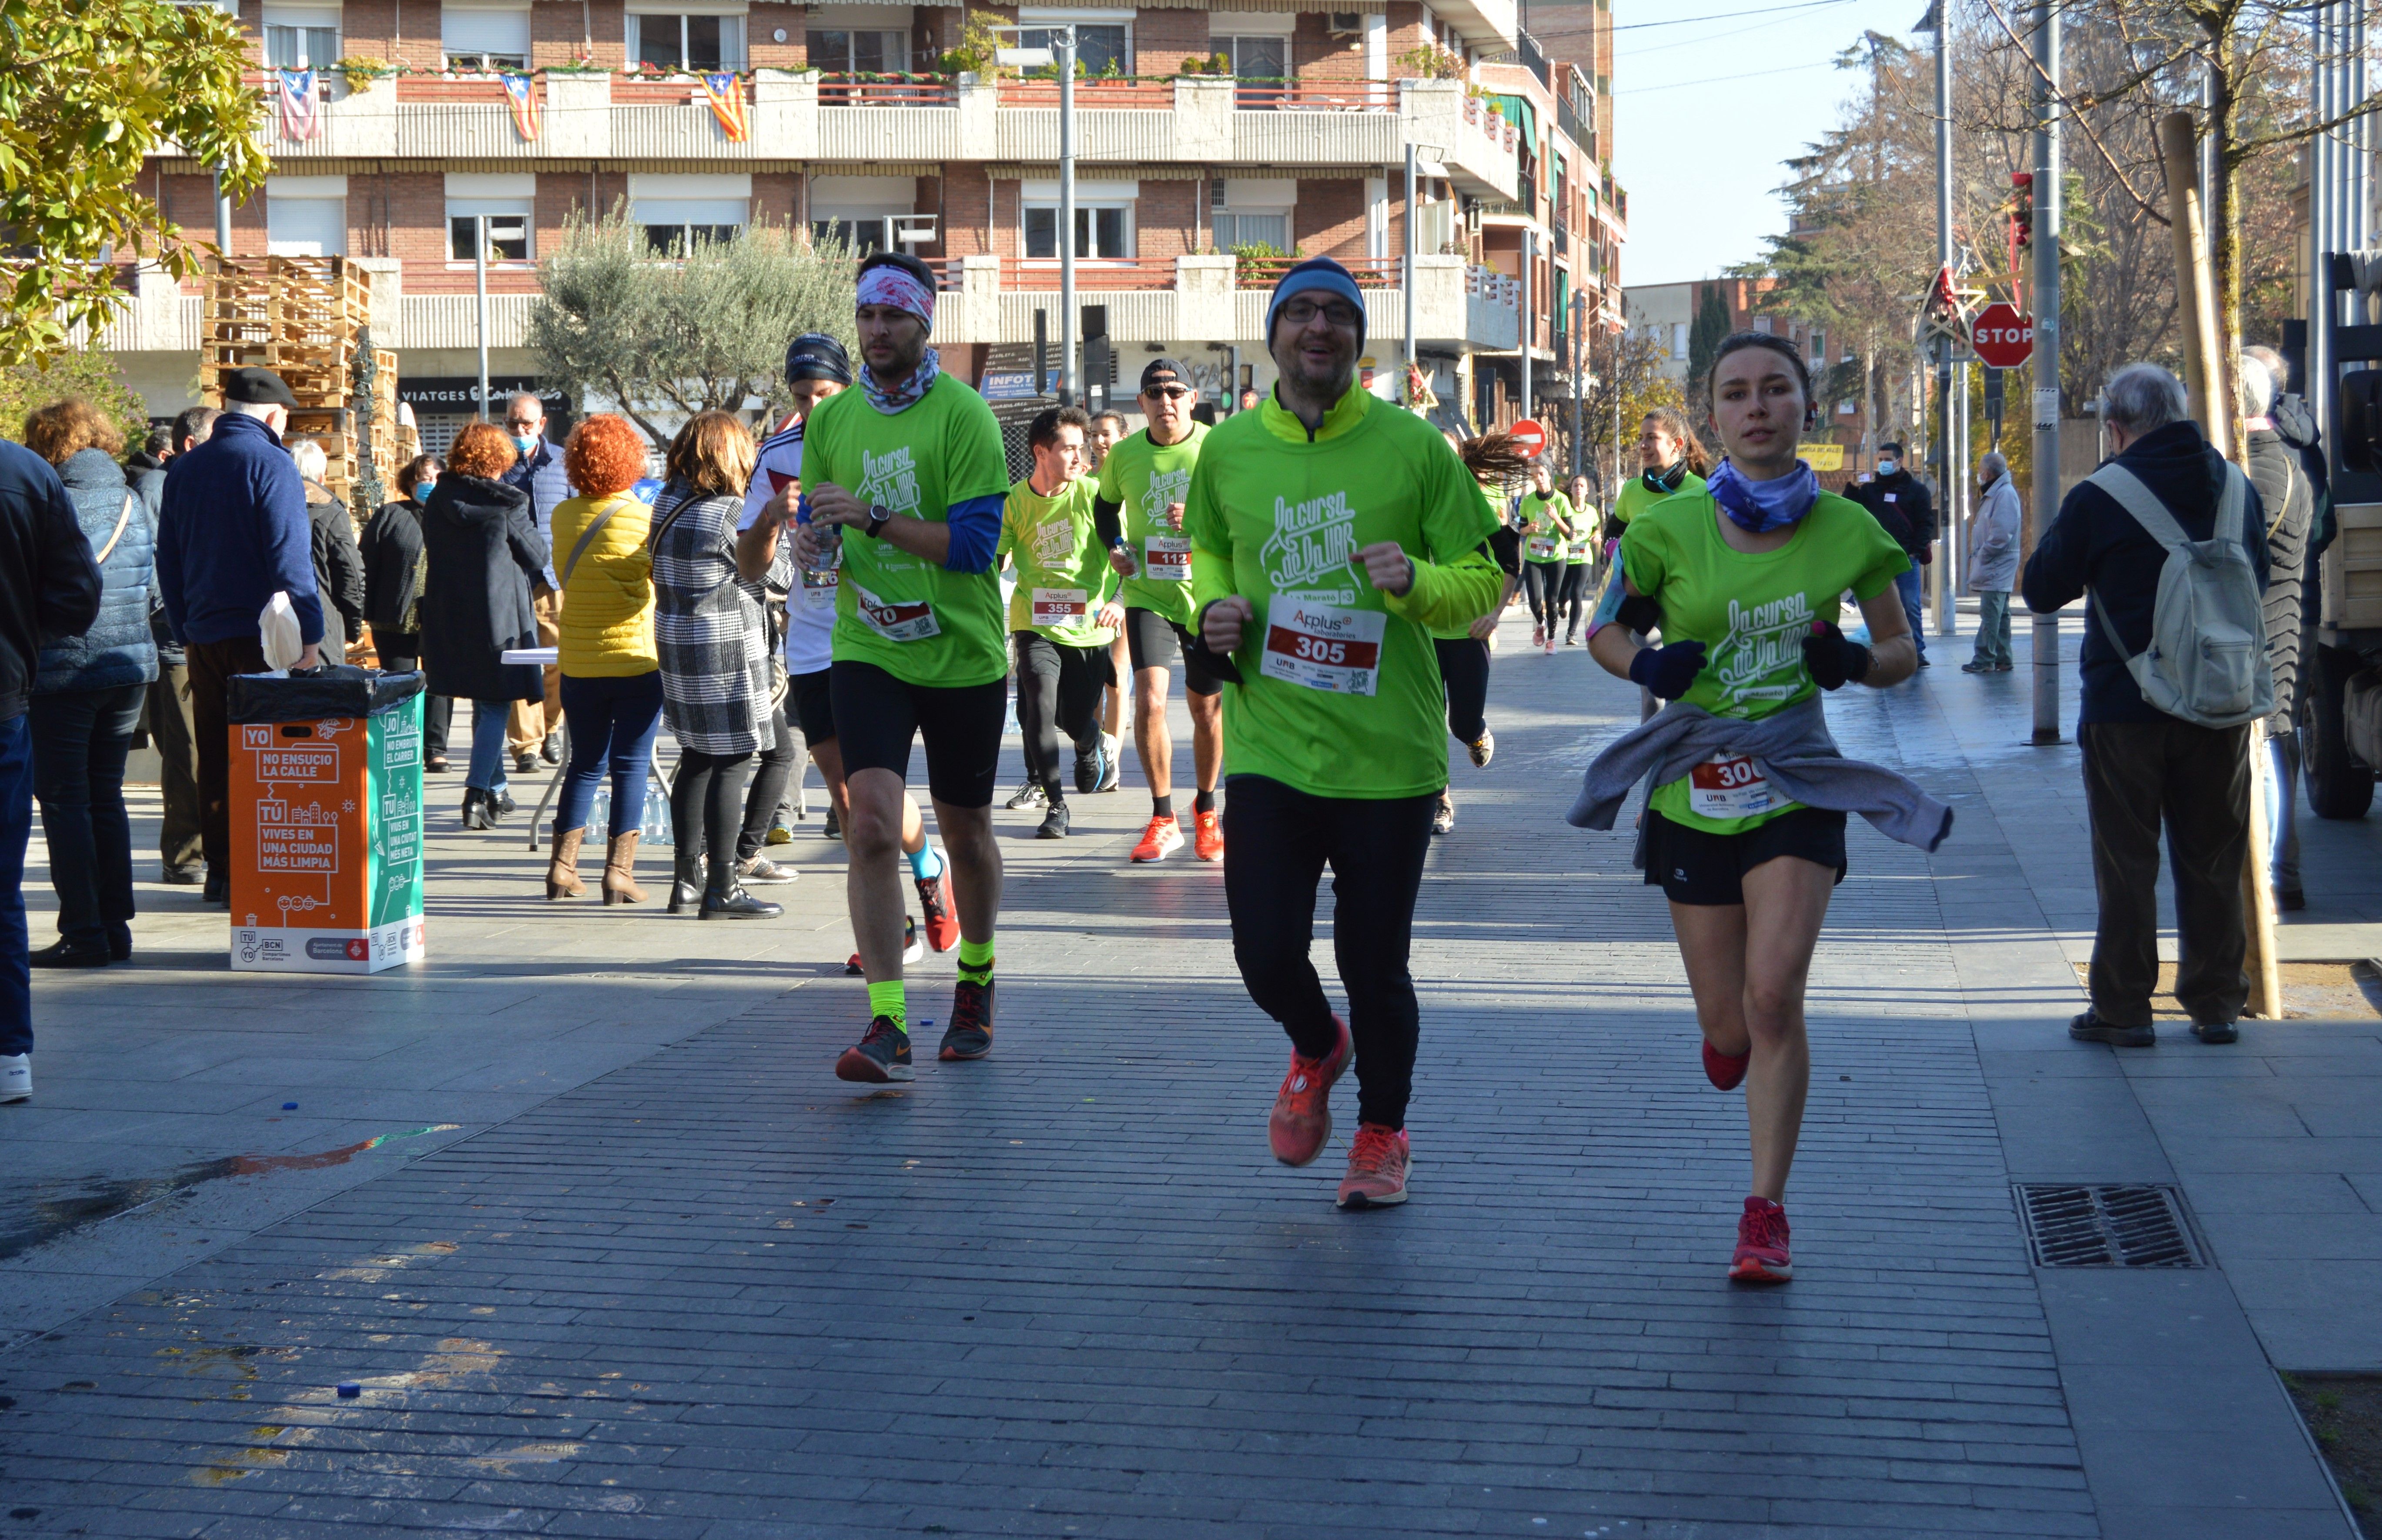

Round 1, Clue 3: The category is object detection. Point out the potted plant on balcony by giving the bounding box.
[547,48,609,74]
[331,55,399,93]
[1228,241,1300,289]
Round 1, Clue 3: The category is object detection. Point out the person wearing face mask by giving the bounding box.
[1847,440,1937,666]
[361,453,455,770]
[499,393,572,773]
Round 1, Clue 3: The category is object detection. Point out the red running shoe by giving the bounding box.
[1193,809,1224,862]
[1336,1123,1411,1209]
[917,871,959,952]
[1703,1039,1750,1091]
[1267,1015,1352,1166]
[1130,814,1183,863]
[1730,1196,1792,1284]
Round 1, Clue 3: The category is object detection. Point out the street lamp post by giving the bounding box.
[1058,26,1077,407]
[2028,0,2063,744]
[475,214,492,422]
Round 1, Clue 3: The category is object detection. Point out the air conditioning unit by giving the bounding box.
[1327,11,1364,37]
[892,214,940,248]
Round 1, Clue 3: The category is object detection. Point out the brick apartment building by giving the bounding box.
[107,0,1628,451]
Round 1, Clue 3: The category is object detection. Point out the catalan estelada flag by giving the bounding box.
[701,73,749,142]
[277,70,320,140]
[501,73,540,140]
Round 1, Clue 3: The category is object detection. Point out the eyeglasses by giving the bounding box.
[1143,385,1192,401]
[1278,299,1362,328]
[503,418,539,431]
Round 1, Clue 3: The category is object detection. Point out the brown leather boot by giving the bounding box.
[546,827,587,899]
[602,830,647,905]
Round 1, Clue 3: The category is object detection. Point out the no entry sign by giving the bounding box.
[1971,303,2034,368]
[1510,418,1548,457]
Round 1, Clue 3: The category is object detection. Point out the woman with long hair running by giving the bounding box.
[1608,405,1711,539]
[1515,460,1574,655]
[1574,334,1952,1285]
[1427,430,1534,833]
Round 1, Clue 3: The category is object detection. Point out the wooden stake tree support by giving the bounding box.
[200,255,398,514]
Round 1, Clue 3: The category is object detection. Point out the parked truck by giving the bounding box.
[2291,258,2382,819]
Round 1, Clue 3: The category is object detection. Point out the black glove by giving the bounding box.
[1627,639,1707,700]
[1801,621,1872,690]
[1614,593,1662,636]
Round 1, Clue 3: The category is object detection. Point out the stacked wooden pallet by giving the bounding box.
[200,257,396,508]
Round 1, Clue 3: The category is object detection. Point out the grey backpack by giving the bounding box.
[2085,460,2273,728]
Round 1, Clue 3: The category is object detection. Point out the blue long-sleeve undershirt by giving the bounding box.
[941,493,1004,575]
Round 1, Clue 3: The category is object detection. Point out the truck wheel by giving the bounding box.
[2303,644,2375,820]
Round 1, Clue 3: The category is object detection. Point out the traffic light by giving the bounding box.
[2009,172,2034,255]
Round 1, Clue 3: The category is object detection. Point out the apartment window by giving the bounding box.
[449,206,531,261]
[441,4,529,70]
[806,28,907,70]
[1017,23,1127,74]
[266,177,347,257]
[632,174,749,254]
[630,10,746,72]
[1024,204,1130,259]
[1209,179,1291,253]
[263,5,339,67]
[1219,35,1285,81]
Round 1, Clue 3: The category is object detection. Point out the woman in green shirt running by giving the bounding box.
[1608,405,1710,538]
[1586,333,1917,1287]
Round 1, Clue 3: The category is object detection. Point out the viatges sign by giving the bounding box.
[396,377,572,416]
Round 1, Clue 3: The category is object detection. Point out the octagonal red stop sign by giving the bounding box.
[1972,303,2034,368]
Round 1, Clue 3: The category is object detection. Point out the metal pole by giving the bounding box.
[1404,143,1418,388]
[475,215,491,422]
[1059,28,1077,408]
[1520,227,1534,419]
[213,169,233,251]
[1569,293,1584,482]
[1932,3,1952,637]
[2028,0,2062,745]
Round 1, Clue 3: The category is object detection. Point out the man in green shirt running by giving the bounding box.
[1188,257,1503,1210]
[998,405,1121,838]
[793,252,1013,1083]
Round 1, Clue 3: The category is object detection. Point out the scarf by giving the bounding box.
[861,348,940,416]
[1642,460,1688,495]
[1707,457,1819,534]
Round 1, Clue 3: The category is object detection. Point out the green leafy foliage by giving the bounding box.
[0,0,268,366]
[0,347,149,453]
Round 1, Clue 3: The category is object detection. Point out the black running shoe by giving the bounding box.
[1038,802,1070,839]
[836,1016,914,1082]
[941,978,994,1060]
[1075,742,1101,794]
[1005,779,1046,810]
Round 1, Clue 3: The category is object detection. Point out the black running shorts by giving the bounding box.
[789,666,835,748]
[1123,606,1222,697]
[827,658,1009,809]
[1643,805,1848,907]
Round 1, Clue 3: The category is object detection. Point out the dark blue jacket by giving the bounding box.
[35,448,157,694]
[502,438,572,586]
[0,440,102,720]
[2022,419,2268,726]
[156,411,324,648]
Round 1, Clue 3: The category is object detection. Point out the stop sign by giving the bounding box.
[1509,418,1547,457]
[1971,303,2034,368]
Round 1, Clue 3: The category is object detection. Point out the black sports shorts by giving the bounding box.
[827,658,1008,809]
[1643,805,1848,907]
[789,666,835,748]
[1122,606,1222,697]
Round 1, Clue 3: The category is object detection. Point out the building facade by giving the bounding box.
[108,0,1626,449]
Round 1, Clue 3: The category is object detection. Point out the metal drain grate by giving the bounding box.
[2015,1184,2203,1268]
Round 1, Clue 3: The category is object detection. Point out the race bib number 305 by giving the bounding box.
[850,578,941,643]
[1144,535,1192,582]
[1687,754,1774,819]
[1261,597,1387,696]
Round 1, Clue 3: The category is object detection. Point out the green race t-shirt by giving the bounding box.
[1566,507,1595,565]
[1518,489,1574,565]
[1184,384,1502,799]
[1094,421,1208,627]
[1613,469,1707,527]
[999,474,1117,648]
[1622,488,1908,835]
[804,373,1014,688]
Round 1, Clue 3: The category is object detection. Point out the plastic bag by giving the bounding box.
[259,591,304,672]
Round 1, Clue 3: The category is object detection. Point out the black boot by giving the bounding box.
[666,851,703,914]
[460,788,495,830]
[700,858,782,919]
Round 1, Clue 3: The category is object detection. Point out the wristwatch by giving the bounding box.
[862,503,893,539]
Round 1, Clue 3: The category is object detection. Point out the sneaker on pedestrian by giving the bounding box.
[1563,631,1581,646]
[1194,808,1224,862]
[1916,655,1931,668]
[2192,1019,2240,1045]
[1038,802,1070,839]
[1131,814,1184,862]
[1430,792,1454,835]
[737,855,799,884]
[843,917,922,975]
[1467,730,1495,768]
[1268,1014,1352,1166]
[1005,779,1047,811]
[2069,1010,2155,1048]
[835,1016,914,1083]
[1097,733,1122,792]
[1702,1038,1750,1091]
[0,1052,27,1103]
[1335,1123,1411,1209]
[824,807,842,841]
[765,823,793,846]
[940,978,995,1060]
[917,872,959,953]
[1992,662,2014,672]
[1543,633,1556,656]
[1960,659,1993,674]
[1730,1196,1792,1283]
[1531,623,1545,648]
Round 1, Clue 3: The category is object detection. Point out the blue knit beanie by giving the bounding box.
[1265,257,1367,348]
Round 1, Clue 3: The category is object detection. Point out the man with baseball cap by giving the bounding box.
[1094,356,1223,862]
[156,366,326,905]
[1185,257,1502,1209]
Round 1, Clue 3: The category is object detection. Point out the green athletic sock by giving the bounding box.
[957,936,995,984]
[866,980,907,1033]
[906,842,943,882]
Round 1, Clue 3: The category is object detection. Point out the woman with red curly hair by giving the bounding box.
[544,414,662,903]
[419,421,550,830]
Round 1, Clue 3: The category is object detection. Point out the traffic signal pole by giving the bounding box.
[2027,0,2062,745]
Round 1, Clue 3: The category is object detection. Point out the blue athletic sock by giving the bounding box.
[907,843,943,883]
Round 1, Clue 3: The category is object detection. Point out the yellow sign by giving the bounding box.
[1802,442,1845,472]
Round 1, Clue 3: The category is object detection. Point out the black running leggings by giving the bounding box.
[1555,564,1591,636]
[1014,631,1107,795]
[1523,561,1564,626]
[1222,774,1437,1130]
[736,702,796,861]
[672,746,753,875]
[1434,635,1489,745]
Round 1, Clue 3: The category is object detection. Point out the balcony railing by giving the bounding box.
[1239,256,1402,289]
[817,74,957,107]
[1556,94,1588,153]
[1003,257,1179,291]
[995,78,1177,108]
[1516,29,1550,90]
[1234,80,1397,112]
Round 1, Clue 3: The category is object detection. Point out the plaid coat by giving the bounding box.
[651,481,777,757]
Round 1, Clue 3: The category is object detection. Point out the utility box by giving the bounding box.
[226,667,426,974]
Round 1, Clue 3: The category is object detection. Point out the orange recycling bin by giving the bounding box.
[226,667,427,974]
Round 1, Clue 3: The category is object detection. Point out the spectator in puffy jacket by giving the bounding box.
[1962,451,2022,673]
[287,437,367,654]
[360,452,453,770]
[22,400,155,969]
[2238,352,2316,912]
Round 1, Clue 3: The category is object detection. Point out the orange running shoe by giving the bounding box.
[1267,1014,1352,1166]
[917,870,959,952]
[1336,1123,1411,1208]
[1130,813,1184,862]
[1730,1196,1792,1284]
[1193,808,1223,862]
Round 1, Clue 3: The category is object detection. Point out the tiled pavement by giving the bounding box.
[0,605,2369,1537]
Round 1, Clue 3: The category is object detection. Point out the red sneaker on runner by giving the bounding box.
[1130,814,1184,863]
[917,871,959,952]
[1703,1039,1750,1091]
[1730,1196,1792,1284]
[1336,1123,1411,1209]
[1194,809,1223,862]
[1267,1014,1352,1166]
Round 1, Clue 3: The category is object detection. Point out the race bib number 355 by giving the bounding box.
[1031,587,1088,628]
[1260,597,1387,696]
[850,578,941,643]
[1687,754,1774,819]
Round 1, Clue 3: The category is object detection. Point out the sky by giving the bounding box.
[1604,0,1937,289]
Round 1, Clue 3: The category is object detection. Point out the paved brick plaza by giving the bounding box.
[2,608,2375,1538]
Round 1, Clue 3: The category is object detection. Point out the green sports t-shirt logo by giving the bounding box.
[1140,465,1191,524]
[1261,488,1360,601]
[1713,591,1816,712]
[857,444,922,517]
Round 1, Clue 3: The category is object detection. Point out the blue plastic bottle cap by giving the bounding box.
[336,1382,361,1398]
[282,1102,299,1110]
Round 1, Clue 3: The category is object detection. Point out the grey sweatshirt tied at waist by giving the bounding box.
[1568,694,1954,859]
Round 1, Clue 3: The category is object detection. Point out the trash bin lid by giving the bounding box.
[227,665,428,724]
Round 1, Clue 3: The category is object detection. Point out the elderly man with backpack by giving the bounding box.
[2024,362,2271,1048]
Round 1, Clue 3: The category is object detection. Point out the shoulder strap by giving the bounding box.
[2212,462,2247,545]
[561,499,622,587]
[94,491,137,565]
[2086,463,2191,552]
[646,489,701,552]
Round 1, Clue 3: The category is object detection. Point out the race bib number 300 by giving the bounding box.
[850,578,941,643]
[1031,587,1088,628]
[1261,597,1387,696]
[1144,535,1192,582]
[1688,754,1774,819]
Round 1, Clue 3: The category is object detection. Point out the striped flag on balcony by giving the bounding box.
[701,73,750,142]
[276,70,320,141]
[502,73,541,140]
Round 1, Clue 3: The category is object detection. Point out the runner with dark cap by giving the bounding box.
[1187,257,1503,1208]
[1094,356,1223,862]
